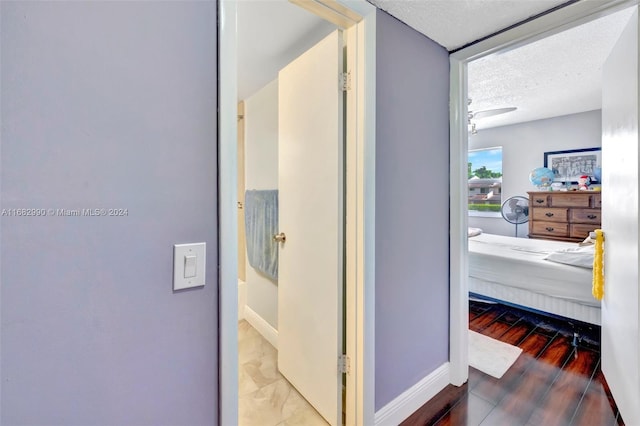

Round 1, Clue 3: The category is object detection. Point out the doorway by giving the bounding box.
[219,1,378,425]
[449,0,639,423]
[238,25,343,425]
[465,5,633,318]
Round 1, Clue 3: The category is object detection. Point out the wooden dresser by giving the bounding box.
[528,191,601,242]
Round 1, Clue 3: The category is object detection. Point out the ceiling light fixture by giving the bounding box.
[468,98,517,135]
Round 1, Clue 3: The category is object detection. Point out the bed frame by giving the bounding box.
[469,279,601,325]
[468,233,601,325]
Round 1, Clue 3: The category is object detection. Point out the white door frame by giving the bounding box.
[218,1,377,425]
[449,0,639,386]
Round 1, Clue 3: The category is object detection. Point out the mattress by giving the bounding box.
[468,233,598,309]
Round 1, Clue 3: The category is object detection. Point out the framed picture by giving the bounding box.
[543,147,602,184]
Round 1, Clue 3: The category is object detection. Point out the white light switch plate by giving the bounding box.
[173,242,206,290]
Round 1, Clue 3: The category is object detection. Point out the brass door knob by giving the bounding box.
[273,232,286,243]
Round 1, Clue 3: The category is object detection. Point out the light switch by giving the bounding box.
[173,242,206,290]
[184,255,197,278]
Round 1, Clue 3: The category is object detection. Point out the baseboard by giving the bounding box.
[374,362,450,426]
[244,305,278,349]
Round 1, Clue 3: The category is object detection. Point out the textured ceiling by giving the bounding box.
[469,6,635,130]
[367,0,569,50]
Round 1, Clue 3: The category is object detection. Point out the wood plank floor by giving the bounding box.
[401,300,624,426]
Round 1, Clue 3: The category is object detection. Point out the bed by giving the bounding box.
[468,232,600,325]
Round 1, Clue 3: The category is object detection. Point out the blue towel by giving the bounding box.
[244,190,278,281]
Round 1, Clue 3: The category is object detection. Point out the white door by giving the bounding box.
[601,7,639,426]
[277,30,344,425]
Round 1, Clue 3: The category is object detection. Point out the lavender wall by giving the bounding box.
[1,2,218,424]
[375,10,450,410]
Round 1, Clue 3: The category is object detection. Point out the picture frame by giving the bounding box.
[543,147,602,184]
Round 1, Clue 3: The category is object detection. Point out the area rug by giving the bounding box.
[468,330,523,379]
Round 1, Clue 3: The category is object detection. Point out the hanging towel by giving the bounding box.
[592,229,604,300]
[244,190,278,281]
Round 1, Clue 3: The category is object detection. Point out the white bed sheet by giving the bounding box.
[468,233,598,308]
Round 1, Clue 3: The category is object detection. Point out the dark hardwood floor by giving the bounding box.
[401,300,623,426]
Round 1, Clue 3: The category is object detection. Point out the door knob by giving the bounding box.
[273,232,286,243]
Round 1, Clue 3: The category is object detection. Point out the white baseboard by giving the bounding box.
[244,305,278,349]
[374,362,450,426]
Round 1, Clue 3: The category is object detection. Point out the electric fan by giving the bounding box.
[501,196,530,237]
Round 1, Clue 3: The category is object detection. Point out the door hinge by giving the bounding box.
[340,71,351,92]
[338,354,350,374]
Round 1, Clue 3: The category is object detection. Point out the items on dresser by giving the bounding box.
[528,191,601,242]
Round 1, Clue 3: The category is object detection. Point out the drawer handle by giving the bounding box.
[536,199,545,204]
[546,227,554,232]
[545,212,554,217]
[587,214,597,219]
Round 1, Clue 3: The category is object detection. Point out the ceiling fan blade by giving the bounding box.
[473,107,517,120]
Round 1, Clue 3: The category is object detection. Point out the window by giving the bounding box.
[468,147,502,213]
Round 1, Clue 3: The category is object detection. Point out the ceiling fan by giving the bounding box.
[468,99,517,134]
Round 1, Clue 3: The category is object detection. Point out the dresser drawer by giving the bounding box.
[571,223,599,239]
[531,207,568,223]
[528,191,602,242]
[531,221,569,237]
[549,193,591,207]
[531,195,549,207]
[571,209,601,223]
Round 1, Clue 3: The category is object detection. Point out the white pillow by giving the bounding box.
[468,227,483,237]
[544,245,594,268]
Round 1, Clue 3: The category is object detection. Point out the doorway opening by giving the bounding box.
[450,1,638,422]
[219,1,377,425]
[237,19,344,425]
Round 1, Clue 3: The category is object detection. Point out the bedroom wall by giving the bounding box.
[0,2,218,424]
[375,9,450,411]
[244,79,279,329]
[469,110,602,237]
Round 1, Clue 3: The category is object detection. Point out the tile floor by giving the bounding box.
[238,320,329,426]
